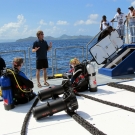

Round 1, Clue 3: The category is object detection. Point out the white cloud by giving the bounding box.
[78,28,85,32]
[0,14,25,33]
[74,20,85,25]
[0,14,26,39]
[86,4,93,7]
[131,1,135,6]
[49,21,54,26]
[39,19,47,25]
[56,20,69,25]
[88,14,98,20]
[74,14,99,26]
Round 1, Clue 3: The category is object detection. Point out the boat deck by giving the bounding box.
[32,71,135,93]
[1,72,135,135]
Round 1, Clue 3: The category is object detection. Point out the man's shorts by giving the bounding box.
[36,59,48,69]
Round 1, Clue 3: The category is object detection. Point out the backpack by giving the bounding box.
[7,68,36,104]
[72,63,89,92]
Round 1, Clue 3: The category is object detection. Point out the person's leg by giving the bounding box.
[121,26,125,40]
[36,60,42,87]
[119,26,124,42]
[116,29,121,38]
[129,23,133,43]
[43,68,47,82]
[42,59,49,86]
[36,69,40,84]
[132,23,135,43]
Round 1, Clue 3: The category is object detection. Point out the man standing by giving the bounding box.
[111,8,126,40]
[32,30,52,88]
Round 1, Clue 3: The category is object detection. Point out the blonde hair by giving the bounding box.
[70,58,80,65]
[36,30,43,37]
[13,57,23,67]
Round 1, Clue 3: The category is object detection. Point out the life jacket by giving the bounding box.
[6,68,36,105]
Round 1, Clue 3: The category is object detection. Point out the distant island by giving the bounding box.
[16,34,93,42]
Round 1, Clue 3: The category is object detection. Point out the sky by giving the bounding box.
[0,0,135,41]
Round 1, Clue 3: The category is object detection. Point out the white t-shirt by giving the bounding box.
[128,11,135,23]
[100,21,111,30]
[114,13,126,28]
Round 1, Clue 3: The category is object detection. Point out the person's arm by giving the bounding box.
[111,14,116,22]
[18,71,34,88]
[47,42,52,51]
[111,18,115,22]
[132,10,135,17]
[124,14,128,25]
[100,21,103,31]
[32,47,40,52]
[105,21,110,26]
[32,42,40,52]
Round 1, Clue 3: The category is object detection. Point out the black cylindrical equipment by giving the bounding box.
[33,98,66,119]
[32,88,78,120]
[38,85,64,101]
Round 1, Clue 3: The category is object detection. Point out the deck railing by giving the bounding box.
[1,18,134,79]
[54,46,85,74]
[0,50,27,74]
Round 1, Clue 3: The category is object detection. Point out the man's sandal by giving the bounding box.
[44,82,50,86]
[37,83,42,88]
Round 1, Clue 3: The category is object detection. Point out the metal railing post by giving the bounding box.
[28,47,32,80]
[23,50,27,75]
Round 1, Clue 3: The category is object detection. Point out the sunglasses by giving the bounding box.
[40,33,44,35]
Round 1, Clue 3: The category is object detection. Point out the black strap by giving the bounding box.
[47,101,53,116]
[88,72,96,76]
[1,86,11,90]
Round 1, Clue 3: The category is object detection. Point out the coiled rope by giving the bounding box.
[107,82,135,93]
[75,92,135,113]
[21,97,39,135]
[21,82,135,135]
[67,111,107,135]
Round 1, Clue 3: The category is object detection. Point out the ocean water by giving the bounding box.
[0,38,96,78]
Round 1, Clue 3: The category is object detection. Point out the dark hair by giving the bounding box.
[102,15,106,18]
[117,8,121,12]
[128,6,134,10]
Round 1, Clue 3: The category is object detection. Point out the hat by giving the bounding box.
[128,6,134,9]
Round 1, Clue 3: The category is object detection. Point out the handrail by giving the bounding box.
[1,20,134,80]
[54,46,84,74]
[86,31,101,59]
[28,47,53,80]
[0,50,27,75]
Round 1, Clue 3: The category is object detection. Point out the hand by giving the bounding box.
[35,47,40,51]
[49,42,52,48]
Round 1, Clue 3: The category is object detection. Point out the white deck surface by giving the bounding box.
[1,76,135,135]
